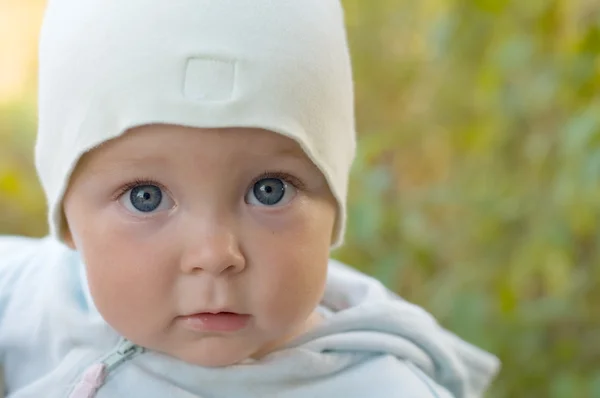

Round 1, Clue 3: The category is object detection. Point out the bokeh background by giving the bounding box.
[1,0,599,396]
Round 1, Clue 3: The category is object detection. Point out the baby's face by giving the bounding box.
[63,125,336,366]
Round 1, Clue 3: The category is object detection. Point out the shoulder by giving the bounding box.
[0,236,54,349]
[0,235,45,286]
[0,236,93,384]
[0,235,77,308]
[0,235,70,279]
[346,355,454,398]
[0,235,41,259]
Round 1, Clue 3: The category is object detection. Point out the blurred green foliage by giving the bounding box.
[1,0,599,397]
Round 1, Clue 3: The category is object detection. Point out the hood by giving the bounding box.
[291,260,501,397]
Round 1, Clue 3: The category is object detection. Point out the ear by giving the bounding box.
[61,212,77,250]
[63,230,76,250]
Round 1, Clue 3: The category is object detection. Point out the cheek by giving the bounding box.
[245,199,335,326]
[72,212,177,329]
[247,194,336,244]
[259,251,328,310]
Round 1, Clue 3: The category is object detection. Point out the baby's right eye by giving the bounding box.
[119,184,175,214]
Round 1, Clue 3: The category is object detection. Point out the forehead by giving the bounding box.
[77,124,310,171]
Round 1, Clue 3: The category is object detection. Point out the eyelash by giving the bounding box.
[112,178,166,201]
[112,172,306,201]
[247,171,306,192]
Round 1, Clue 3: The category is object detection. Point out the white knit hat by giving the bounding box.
[35,0,356,248]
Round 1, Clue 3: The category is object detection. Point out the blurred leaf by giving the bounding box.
[0,171,20,197]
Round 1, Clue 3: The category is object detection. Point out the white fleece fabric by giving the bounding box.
[0,237,500,397]
[35,0,356,248]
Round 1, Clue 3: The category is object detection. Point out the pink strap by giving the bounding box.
[68,363,107,398]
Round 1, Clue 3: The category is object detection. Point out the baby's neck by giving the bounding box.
[249,310,325,361]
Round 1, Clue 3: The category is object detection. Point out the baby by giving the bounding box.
[0,0,499,397]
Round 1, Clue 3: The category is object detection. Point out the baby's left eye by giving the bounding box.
[119,184,175,214]
[245,178,297,207]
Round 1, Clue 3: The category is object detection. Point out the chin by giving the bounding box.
[172,341,260,368]
[187,355,248,368]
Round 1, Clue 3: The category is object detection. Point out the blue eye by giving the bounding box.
[118,182,175,215]
[254,178,285,205]
[129,185,163,212]
[246,178,296,206]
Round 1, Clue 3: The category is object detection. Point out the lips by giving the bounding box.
[178,311,251,332]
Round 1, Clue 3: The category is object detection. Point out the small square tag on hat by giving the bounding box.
[183,57,236,101]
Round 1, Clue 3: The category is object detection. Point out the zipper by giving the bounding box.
[102,339,145,372]
[67,339,145,397]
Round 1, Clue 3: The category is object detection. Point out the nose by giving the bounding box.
[179,222,246,276]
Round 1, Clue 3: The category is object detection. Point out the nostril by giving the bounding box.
[224,264,239,273]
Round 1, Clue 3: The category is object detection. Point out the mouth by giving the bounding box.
[178,311,251,333]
